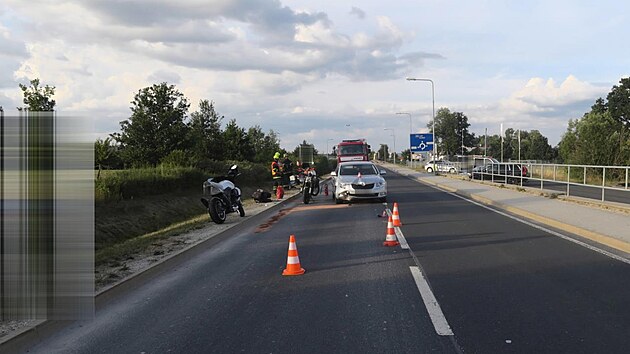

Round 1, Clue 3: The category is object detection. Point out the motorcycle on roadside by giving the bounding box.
[200,165,245,224]
[300,166,320,204]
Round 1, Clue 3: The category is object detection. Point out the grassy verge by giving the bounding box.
[95,213,209,266]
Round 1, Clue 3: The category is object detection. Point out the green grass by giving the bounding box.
[95,213,209,266]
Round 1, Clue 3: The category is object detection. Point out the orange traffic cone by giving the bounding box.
[282,235,305,276]
[392,202,402,227]
[383,216,399,247]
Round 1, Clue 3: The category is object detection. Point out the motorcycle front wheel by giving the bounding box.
[310,178,320,196]
[209,197,227,224]
[238,201,245,217]
[302,185,311,204]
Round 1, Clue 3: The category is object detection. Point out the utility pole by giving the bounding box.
[484,128,487,157]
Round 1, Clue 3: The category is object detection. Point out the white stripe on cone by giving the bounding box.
[287,256,300,264]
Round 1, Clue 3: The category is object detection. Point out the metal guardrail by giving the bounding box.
[471,162,630,203]
[526,163,629,202]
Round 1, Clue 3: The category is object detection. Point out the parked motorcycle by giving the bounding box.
[301,168,320,204]
[200,165,245,224]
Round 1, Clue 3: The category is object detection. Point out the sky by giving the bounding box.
[1,0,628,154]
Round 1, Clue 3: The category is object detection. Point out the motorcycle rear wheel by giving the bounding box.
[209,197,227,224]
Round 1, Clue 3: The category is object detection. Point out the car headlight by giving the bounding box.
[375,181,384,187]
[340,183,351,189]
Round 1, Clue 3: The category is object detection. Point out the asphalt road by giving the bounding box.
[25,168,630,353]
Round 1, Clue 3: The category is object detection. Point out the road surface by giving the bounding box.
[25,168,630,353]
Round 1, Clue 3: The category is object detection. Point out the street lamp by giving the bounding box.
[326,138,334,156]
[384,128,395,164]
[406,77,435,171]
[396,112,412,166]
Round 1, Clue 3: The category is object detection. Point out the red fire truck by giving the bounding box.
[336,139,370,163]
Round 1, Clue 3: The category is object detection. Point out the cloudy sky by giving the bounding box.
[1,0,628,153]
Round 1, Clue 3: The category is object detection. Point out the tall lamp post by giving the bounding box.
[396,112,412,166]
[326,138,334,156]
[384,128,395,164]
[406,77,435,172]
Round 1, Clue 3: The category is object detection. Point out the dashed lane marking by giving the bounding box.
[409,266,454,336]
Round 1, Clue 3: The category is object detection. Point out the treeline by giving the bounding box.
[422,107,557,161]
[97,82,283,170]
[558,78,630,166]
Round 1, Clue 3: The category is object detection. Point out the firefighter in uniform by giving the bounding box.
[271,152,283,198]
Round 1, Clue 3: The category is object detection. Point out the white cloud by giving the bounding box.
[459,76,610,145]
[513,75,604,108]
[148,70,182,85]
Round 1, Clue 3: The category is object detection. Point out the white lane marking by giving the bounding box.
[446,192,630,265]
[394,227,409,249]
[409,266,454,336]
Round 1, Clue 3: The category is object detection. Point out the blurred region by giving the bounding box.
[1,110,94,321]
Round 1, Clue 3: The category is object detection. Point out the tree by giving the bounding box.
[576,111,622,165]
[607,77,630,127]
[606,78,630,165]
[377,144,389,161]
[428,108,473,156]
[94,137,116,178]
[525,130,554,161]
[246,125,281,163]
[484,134,502,160]
[188,100,223,162]
[111,82,190,166]
[558,77,630,166]
[222,119,249,161]
[19,78,56,111]
[558,119,578,163]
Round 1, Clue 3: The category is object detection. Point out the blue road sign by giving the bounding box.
[410,133,433,152]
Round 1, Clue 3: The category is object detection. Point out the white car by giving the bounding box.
[424,160,458,174]
[330,161,387,203]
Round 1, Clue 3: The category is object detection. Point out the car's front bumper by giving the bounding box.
[335,185,387,201]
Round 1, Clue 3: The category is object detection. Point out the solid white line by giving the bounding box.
[409,266,454,336]
[395,227,409,249]
[446,192,630,265]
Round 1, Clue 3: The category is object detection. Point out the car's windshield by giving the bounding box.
[339,164,377,176]
[339,144,365,155]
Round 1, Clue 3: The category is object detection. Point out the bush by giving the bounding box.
[95,160,272,203]
[160,149,193,167]
[95,166,206,202]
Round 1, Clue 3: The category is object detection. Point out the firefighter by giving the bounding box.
[281,153,293,188]
[271,152,283,198]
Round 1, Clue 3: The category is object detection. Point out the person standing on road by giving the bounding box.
[281,153,293,188]
[271,152,283,198]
